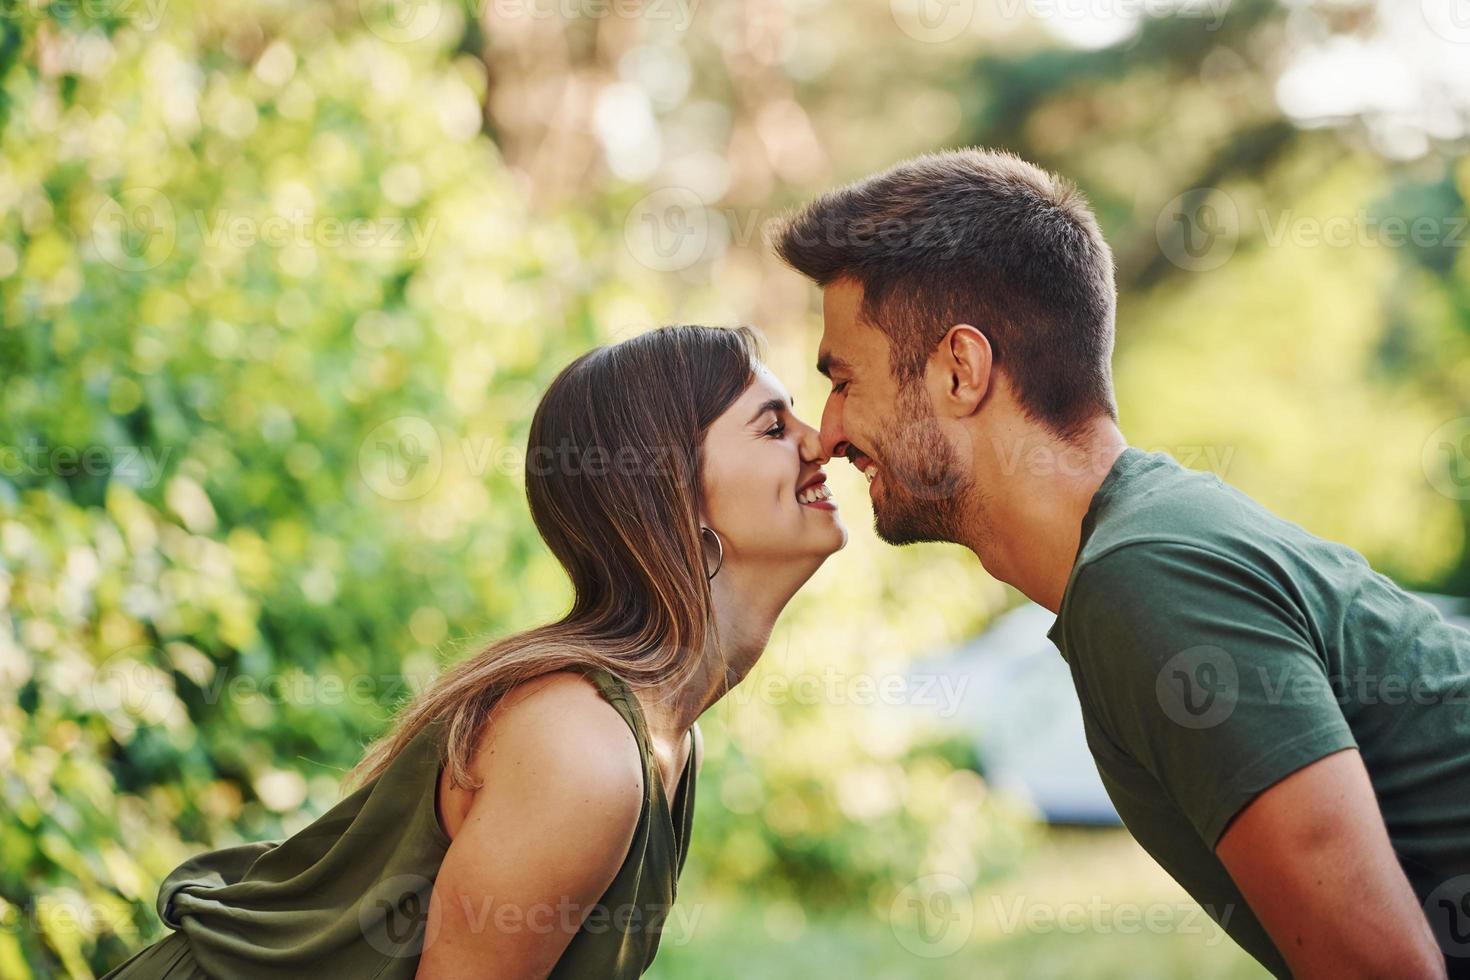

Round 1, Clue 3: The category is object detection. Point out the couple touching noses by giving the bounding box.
[106,148,1470,980]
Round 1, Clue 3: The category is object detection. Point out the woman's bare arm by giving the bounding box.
[414,672,644,980]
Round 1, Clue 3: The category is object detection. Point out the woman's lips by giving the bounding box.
[797,480,836,509]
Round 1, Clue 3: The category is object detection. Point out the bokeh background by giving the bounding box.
[3,0,1469,975]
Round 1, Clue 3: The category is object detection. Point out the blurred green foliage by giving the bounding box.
[1,0,1467,976]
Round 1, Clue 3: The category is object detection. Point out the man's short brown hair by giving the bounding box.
[774,147,1118,438]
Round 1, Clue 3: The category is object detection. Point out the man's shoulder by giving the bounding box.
[1068,533,1274,621]
[1081,449,1266,562]
[1072,449,1354,600]
[1055,473,1318,667]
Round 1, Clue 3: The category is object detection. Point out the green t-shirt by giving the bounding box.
[1047,447,1470,978]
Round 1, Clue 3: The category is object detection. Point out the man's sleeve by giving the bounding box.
[1065,540,1359,848]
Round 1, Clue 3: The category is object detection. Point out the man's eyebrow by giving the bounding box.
[746,396,794,426]
[815,352,850,379]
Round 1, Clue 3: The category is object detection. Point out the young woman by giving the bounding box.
[101,324,847,979]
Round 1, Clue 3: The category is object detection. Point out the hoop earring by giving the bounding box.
[700,526,725,581]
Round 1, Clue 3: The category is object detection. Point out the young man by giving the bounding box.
[775,148,1470,979]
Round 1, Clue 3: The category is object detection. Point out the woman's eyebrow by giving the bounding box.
[745,396,794,426]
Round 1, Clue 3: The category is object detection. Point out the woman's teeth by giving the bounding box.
[797,483,833,504]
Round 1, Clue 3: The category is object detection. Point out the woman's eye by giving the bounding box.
[764,422,787,439]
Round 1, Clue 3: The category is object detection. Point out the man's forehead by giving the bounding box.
[818,287,889,376]
[821,278,866,325]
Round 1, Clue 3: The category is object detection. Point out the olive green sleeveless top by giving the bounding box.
[101,668,698,980]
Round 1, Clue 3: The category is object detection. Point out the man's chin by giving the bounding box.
[873,520,922,546]
[865,457,970,546]
[872,503,955,547]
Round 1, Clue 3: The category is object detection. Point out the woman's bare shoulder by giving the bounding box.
[470,669,643,794]
[424,669,647,975]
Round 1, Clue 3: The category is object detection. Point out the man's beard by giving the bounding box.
[867,385,976,547]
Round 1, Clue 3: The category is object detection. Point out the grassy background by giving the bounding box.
[651,829,1269,979]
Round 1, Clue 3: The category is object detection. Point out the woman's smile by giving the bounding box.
[796,473,838,511]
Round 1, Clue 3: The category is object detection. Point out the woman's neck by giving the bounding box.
[635,559,810,752]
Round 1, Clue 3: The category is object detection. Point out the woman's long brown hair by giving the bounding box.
[346,324,764,792]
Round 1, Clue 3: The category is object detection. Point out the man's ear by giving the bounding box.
[929,324,992,417]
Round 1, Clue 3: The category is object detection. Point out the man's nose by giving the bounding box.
[819,394,848,461]
[796,417,829,464]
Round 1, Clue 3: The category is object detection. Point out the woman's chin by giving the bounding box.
[778,533,847,577]
[828,522,849,553]
[811,522,850,558]
[756,518,848,574]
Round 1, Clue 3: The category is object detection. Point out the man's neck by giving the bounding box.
[969,420,1128,613]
